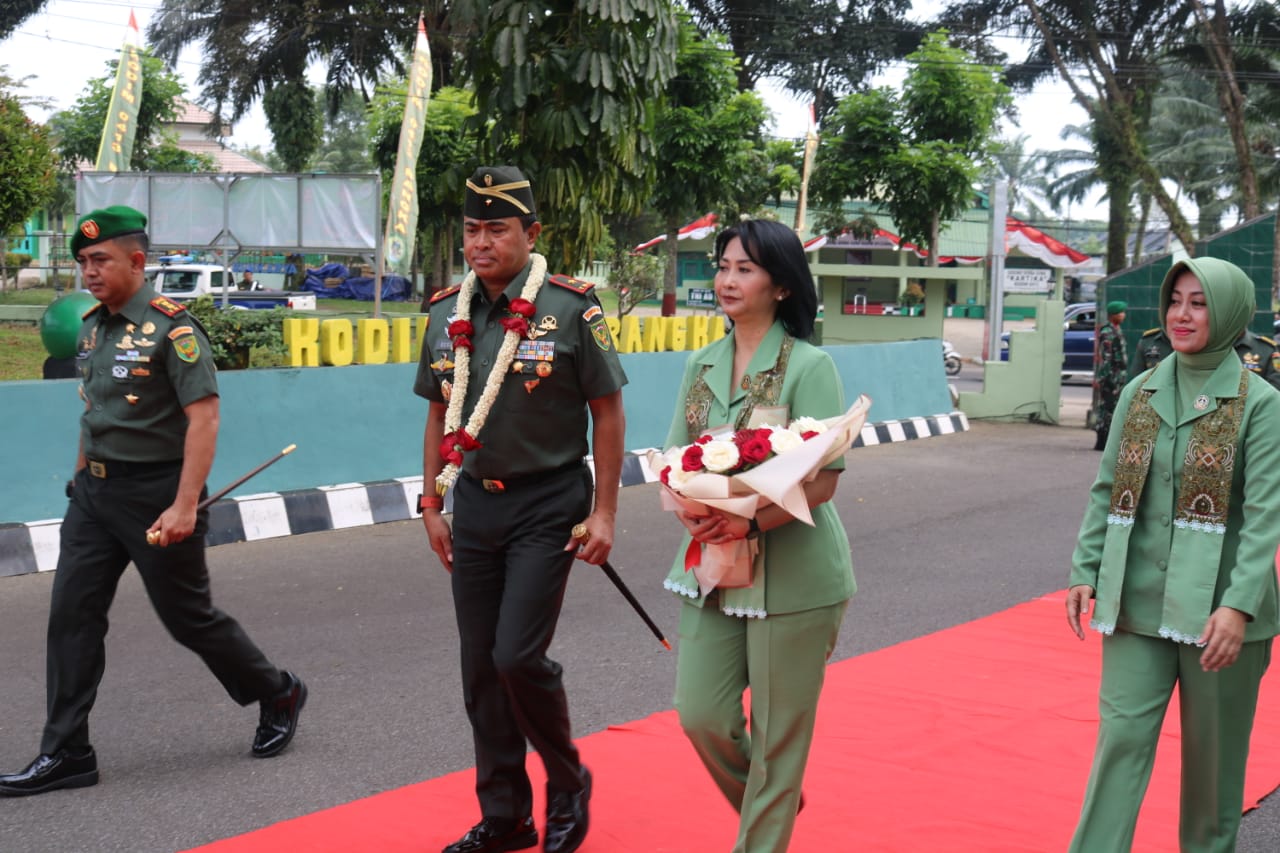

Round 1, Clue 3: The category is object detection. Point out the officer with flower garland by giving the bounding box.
[414,167,627,853]
[0,206,306,798]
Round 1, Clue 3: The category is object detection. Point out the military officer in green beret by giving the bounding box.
[0,206,306,798]
[1130,323,1280,393]
[1093,300,1128,450]
[415,167,627,853]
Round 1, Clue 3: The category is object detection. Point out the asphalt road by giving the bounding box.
[2,420,1277,852]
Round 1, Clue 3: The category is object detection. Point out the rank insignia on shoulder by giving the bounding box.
[1258,335,1276,347]
[1141,327,1161,338]
[430,285,461,304]
[150,295,187,317]
[81,303,105,320]
[549,274,595,295]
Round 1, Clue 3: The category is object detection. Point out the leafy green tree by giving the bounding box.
[939,0,1197,271]
[47,51,190,172]
[262,79,321,173]
[453,0,680,272]
[650,18,770,313]
[683,0,917,123]
[0,1,47,40]
[812,30,1011,266]
[0,82,56,286]
[148,2,445,170]
[311,90,374,174]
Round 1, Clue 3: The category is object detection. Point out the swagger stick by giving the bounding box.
[572,523,671,650]
[146,444,298,544]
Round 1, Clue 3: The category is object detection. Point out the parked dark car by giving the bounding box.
[1000,302,1097,380]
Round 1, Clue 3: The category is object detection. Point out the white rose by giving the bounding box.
[666,464,696,490]
[789,416,828,435]
[767,426,804,454]
[699,439,740,473]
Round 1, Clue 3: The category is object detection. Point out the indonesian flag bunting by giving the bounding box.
[632,213,719,253]
[95,11,143,172]
[383,16,433,275]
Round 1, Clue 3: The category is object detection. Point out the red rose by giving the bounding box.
[695,434,714,445]
[801,430,819,440]
[681,444,704,472]
[439,435,463,466]
[508,298,536,318]
[453,335,474,352]
[738,435,772,467]
[439,428,483,465]
[455,428,482,451]
[447,319,475,338]
[499,316,530,336]
[660,465,671,485]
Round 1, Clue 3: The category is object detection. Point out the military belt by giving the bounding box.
[462,460,585,495]
[84,458,183,479]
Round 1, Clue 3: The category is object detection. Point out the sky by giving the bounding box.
[1,0,1105,220]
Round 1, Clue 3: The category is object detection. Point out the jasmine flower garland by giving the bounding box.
[435,253,548,495]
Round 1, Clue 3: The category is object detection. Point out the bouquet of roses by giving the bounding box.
[647,395,871,594]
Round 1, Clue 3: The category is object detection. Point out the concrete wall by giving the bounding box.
[957,300,1065,423]
[1,339,950,525]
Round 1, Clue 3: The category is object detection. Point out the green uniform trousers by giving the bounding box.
[1070,630,1272,853]
[674,599,846,853]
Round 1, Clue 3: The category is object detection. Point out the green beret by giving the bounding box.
[70,206,148,257]
[464,166,536,220]
[1106,300,1127,316]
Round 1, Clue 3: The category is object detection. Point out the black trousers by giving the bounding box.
[450,464,593,820]
[41,465,282,755]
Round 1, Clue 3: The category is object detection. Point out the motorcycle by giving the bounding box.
[943,340,962,376]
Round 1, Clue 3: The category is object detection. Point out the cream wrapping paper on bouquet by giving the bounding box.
[648,394,871,595]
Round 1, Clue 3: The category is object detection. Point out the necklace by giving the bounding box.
[435,253,548,495]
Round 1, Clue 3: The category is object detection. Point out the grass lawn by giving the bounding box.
[0,324,49,381]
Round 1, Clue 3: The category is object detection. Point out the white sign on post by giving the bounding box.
[1003,268,1051,293]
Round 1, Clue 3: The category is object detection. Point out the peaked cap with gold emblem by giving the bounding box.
[70,205,148,257]
[465,166,537,220]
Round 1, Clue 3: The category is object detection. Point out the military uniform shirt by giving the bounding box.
[76,286,219,462]
[413,261,627,479]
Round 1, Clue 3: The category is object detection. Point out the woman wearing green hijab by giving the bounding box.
[1064,257,1280,852]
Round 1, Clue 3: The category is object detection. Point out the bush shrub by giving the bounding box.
[185,296,289,370]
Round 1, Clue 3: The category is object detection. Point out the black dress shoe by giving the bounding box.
[441,816,537,853]
[252,670,307,757]
[0,748,99,797]
[544,767,591,853]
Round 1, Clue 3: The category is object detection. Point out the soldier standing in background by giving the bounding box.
[1093,300,1128,450]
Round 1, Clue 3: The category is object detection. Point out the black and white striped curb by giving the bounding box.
[0,411,968,578]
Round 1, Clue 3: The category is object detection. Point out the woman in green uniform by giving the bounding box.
[661,219,854,852]
[1065,257,1280,852]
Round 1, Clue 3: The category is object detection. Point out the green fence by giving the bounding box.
[1099,212,1276,358]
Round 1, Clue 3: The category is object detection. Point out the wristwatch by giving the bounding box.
[417,493,444,514]
[746,517,761,540]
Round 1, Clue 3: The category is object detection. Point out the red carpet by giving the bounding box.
[187,593,1280,852]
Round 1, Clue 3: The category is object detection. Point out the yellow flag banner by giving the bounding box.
[95,11,143,173]
[383,17,433,276]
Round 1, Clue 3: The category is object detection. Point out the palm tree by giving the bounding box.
[989,133,1053,221]
[147,2,433,166]
[939,0,1199,271]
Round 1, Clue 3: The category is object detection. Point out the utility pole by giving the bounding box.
[984,181,1008,361]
